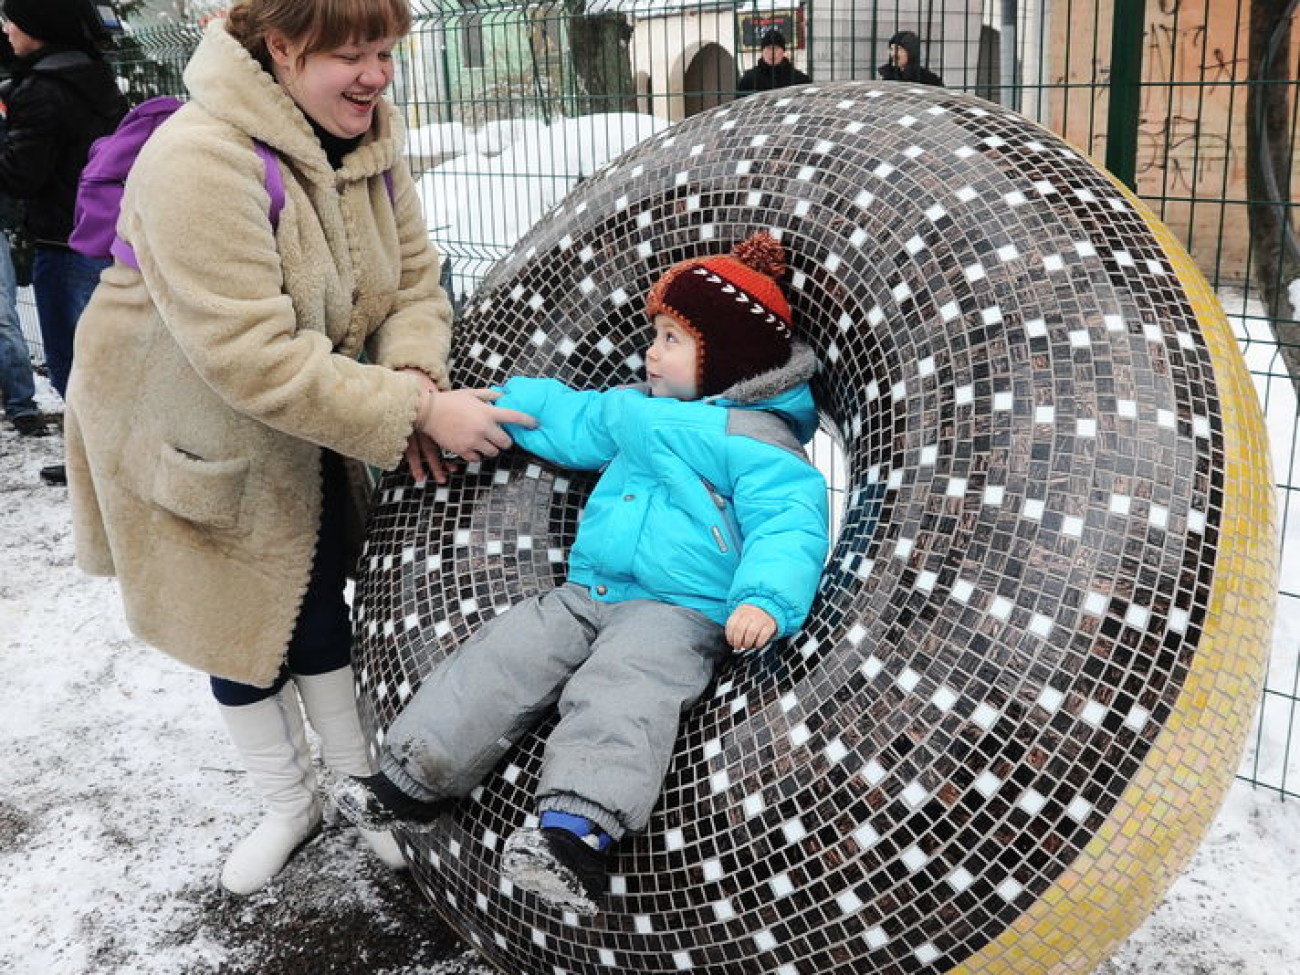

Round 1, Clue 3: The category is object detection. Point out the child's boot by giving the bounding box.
[332,771,449,832]
[500,811,611,916]
[216,685,322,895]
[294,666,406,870]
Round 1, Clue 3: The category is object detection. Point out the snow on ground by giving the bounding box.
[1,381,481,975]
[405,121,470,176]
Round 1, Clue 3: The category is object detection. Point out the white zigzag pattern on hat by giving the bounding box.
[692,268,792,337]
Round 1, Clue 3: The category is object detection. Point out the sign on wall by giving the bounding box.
[738,8,805,51]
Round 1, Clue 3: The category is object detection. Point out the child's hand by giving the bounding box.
[725,604,777,651]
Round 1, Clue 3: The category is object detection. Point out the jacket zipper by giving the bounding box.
[701,477,742,555]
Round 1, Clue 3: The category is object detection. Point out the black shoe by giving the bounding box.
[500,826,609,916]
[331,773,448,832]
[40,464,66,485]
[11,413,48,437]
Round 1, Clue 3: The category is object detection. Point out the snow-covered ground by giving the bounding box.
[1,377,483,975]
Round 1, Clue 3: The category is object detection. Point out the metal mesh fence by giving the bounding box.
[18,0,1297,796]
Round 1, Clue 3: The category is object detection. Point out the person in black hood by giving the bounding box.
[0,0,126,481]
[878,30,944,86]
[737,28,811,96]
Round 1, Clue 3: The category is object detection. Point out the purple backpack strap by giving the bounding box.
[251,143,386,226]
[253,140,285,230]
[115,138,285,270]
[109,234,142,268]
[117,143,378,270]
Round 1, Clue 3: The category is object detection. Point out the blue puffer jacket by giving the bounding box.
[497,343,829,637]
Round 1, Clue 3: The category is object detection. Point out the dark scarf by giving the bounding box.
[308,116,363,170]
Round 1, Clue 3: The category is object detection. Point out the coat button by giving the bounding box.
[595,585,608,596]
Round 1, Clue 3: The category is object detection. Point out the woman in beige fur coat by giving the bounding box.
[64,0,531,895]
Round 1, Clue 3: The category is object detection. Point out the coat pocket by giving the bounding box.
[153,443,250,532]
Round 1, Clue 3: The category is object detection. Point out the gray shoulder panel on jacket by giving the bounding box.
[726,409,809,460]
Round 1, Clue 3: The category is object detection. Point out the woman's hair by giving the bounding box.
[226,0,411,69]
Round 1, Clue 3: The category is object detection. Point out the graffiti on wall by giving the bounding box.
[1068,7,1246,195]
[1132,13,1245,194]
[1050,0,1254,273]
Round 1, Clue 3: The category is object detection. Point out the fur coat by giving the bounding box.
[65,21,452,686]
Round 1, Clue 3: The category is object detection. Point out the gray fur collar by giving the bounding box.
[710,342,818,405]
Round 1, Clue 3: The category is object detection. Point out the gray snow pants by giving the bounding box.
[379,582,728,839]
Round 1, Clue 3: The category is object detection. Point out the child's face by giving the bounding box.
[646,314,699,400]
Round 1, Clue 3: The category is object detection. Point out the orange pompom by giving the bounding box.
[732,232,787,279]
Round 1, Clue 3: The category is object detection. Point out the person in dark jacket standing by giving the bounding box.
[878,30,944,86]
[736,28,810,96]
[0,0,125,481]
[0,31,45,437]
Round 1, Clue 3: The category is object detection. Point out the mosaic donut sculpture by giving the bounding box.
[352,82,1276,974]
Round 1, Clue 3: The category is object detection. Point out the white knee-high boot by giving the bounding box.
[294,667,406,870]
[216,685,323,895]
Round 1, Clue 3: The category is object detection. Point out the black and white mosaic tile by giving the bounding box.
[352,83,1272,974]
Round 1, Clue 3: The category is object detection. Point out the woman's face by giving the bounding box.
[267,32,397,139]
[3,21,42,58]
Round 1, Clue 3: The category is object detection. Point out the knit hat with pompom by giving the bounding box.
[646,232,794,396]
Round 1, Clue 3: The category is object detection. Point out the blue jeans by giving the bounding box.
[32,246,109,400]
[0,234,38,419]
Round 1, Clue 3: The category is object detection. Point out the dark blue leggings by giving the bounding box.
[210,452,353,706]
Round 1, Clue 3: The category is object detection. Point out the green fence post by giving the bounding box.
[1105,0,1146,188]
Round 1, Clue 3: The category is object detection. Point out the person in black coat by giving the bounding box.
[878,30,944,87]
[0,29,46,437]
[737,29,811,96]
[0,0,126,483]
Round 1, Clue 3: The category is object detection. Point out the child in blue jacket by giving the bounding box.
[335,232,830,915]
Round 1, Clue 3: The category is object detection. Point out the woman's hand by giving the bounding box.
[404,429,453,484]
[725,604,777,651]
[399,368,447,483]
[417,387,536,462]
